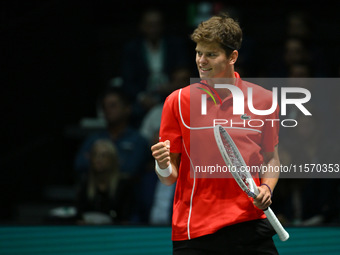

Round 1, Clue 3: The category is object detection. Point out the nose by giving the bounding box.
[198,54,208,65]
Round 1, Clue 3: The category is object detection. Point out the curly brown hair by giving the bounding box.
[191,13,242,56]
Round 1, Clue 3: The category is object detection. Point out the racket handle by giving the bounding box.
[264,207,290,241]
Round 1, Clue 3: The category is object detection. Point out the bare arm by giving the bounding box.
[151,140,180,186]
[253,145,280,210]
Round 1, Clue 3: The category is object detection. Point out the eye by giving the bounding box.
[196,51,202,56]
[207,53,217,57]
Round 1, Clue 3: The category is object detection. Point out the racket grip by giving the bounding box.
[264,207,289,241]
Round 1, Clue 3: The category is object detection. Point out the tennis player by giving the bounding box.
[151,13,280,254]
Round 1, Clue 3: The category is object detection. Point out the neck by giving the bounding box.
[206,70,236,100]
[226,68,236,79]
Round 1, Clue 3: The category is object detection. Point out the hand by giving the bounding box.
[151,140,170,169]
[253,185,272,210]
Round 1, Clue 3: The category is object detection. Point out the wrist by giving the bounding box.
[260,183,273,197]
[155,160,172,177]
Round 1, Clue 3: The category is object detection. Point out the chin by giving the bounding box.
[199,74,210,79]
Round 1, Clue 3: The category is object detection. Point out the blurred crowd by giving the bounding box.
[3,2,340,227]
[67,5,340,227]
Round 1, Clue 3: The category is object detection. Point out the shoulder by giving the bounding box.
[166,84,194,99]
[163,84,193,109]
[164,88,180,105]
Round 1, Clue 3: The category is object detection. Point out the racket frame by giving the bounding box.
[213,125,289,242]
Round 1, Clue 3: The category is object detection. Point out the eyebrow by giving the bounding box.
[195,50,218,56]
[195,48,217,53]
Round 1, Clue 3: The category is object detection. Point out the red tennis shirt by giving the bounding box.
[159,72,280,241]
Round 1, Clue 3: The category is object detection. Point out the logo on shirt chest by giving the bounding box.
[240,114,251,120]
[199,84,311,116]
[196,83,312,128]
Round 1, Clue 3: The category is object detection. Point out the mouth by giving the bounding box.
[199,67,212,73]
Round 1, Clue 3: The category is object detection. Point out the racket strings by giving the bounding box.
[216,126,289,241]
[220,131,250,189]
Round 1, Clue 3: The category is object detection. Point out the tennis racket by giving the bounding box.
[213,124,289,241]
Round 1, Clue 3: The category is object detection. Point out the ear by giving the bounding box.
[229,50,238,65]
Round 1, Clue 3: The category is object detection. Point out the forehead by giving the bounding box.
[195,41,224,52]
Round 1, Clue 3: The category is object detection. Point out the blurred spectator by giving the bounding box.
[266,36,326,78]
[284,38,311,69]
[140,67,192,144]
[286,114,320,225]
[288,63,312,78]
[187,2,214,28]
[295,114,339,225]
[285,11,311,41]
[273,115,315,225]
[275,112,339,226]
[266,10,329,77]
[74,86,149,177]
[74,86,150,222]
[76,139,132,224]
[139,67,191,225]
[121,8,189,126]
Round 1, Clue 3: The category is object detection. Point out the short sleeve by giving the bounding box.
[159,91,182,153]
